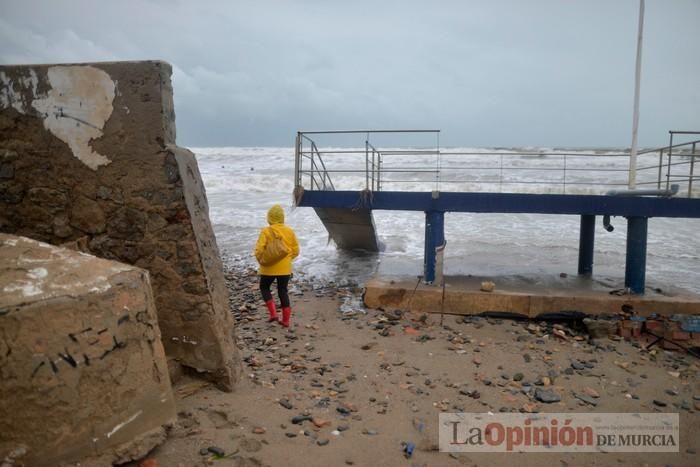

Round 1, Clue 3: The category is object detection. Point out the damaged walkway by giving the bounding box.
[364,274,700,317]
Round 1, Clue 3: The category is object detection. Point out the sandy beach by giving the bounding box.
[128,264,700,467]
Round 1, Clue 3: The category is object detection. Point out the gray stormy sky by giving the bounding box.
[1,0,698,148]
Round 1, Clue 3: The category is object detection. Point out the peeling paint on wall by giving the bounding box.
[0,69,38,112]
[0,66,115,170]
[32,66,115,170]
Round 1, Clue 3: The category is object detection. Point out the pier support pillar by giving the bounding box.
[577,215,596,277]
[424,210,445,284]
[624,216,648,294]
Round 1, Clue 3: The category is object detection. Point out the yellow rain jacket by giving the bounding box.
[255,205,300,276]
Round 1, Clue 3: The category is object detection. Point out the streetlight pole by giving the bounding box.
[628,0,645,190]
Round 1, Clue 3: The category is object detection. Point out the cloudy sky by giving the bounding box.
[1,0,698,148]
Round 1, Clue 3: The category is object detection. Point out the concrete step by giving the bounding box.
[314,207,379,251]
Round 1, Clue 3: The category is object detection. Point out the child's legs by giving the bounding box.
[276,275,291,308]
[259,275,275,302]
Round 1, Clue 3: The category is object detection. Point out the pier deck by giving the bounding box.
[294,130,700,295]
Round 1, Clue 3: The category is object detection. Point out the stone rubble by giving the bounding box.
[152,258,700,466]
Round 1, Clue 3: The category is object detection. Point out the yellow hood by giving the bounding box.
[267,204,285,225]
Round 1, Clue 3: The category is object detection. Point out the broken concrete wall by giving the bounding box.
[0,61,240,389]
[0,234,176,466]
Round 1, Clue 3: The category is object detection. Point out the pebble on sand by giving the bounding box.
[279,399,293,410]
[535,388,561,403]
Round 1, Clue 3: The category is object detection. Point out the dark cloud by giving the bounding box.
[1,0,698,147]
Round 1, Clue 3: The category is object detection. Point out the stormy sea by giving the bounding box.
[194,147,700,295]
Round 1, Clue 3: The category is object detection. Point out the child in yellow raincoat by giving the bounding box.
[254,204,300,327]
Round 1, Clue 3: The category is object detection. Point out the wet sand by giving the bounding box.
[131,266,700,467]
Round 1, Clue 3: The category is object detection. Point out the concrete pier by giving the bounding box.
[298,190,700,296]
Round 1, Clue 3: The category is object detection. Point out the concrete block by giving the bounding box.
[0,61,240,389]
[0,234,176,466]
[364,273,700,318]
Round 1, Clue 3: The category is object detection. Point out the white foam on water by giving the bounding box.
[194,147,700,294]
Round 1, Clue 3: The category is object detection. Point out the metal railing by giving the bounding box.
[634,131,699,197]
[366,141,382,192]
[295,132,336,191]
[294,130,700,197]
[295,130,440,193]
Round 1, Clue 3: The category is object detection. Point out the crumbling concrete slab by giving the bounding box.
[0,61,240,389]
[364,274,700,317]
[0,234,176,466]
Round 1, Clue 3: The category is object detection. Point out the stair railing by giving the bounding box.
[633,131,700,197]
[295,132,335,191]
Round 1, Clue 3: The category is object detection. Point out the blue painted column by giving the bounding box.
[577,215,596,277]
[423,210,445,284]
[624,216,648,294]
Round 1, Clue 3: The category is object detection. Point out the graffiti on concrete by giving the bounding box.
[28,311,133,382]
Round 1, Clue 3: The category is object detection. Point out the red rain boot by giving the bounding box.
[265,300,278,322]
[279,306,292,328]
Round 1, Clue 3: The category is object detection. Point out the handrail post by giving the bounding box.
[294,132,301,187]
[365,138,369,190]
[657,148,663,189]
[689,142,696,197]
[372,149,376,191]
[499,154,503,192]
[666,132,673,191]
[309,143,318,190]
